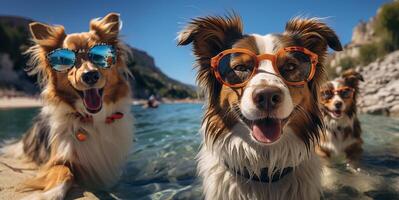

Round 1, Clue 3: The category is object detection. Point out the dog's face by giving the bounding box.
[178,15,342,147]
[320,69,364,119]
[27,13,130,114]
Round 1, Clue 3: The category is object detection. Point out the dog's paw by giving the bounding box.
[21,182,70,200]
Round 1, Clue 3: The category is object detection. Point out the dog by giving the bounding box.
[1,13,133,199]
[178,14,342,200]
[317,69,364,169]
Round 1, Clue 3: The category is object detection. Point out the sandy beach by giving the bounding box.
[0,155,100,200]
[0,97,203,109]
[0,97,42,109]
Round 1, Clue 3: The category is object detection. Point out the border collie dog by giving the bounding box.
[178,14,342,200]
[1,13,133,199]
[317,69,364,169]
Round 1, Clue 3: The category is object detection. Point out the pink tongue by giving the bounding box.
[83,89,102,112]
[252,119,282,143]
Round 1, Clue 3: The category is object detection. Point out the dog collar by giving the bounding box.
[75,112,124,124]
[73,112,124,142]
[224,161,293,183]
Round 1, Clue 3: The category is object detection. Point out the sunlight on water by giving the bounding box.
[0,104,398,200]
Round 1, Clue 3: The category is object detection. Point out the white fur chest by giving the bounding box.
[321,115,357,156]
[43,99,133,187]
[197,123,322,200]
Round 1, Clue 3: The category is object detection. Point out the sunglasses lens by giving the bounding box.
[340,89,352,98]
[321,90,334,100]
[47,49,75,72]
[88,45,116,68]
[217,52,255,86]
[277,51,312,83]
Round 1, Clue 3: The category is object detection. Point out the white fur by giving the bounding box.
[240,34,293,121]
[1,85,134,199]
[328,81,346,112]
[198,34,321,200]
[321,113,357,157]
[40,85,134,187]
[320,80,358,157]
[198,122,322,200]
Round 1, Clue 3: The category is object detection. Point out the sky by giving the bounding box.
[0,0,391,85]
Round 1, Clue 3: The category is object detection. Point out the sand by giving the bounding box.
[0,97,42,109]
[0,156,101,200]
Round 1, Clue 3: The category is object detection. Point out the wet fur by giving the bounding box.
[1,13,133,200]
[178,14,342,200]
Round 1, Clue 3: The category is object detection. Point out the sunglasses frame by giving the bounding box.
[210,46,318,88]
[46,43,116,72]
[321,86,355,100]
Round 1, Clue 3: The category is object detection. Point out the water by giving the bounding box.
[0,104,398,200]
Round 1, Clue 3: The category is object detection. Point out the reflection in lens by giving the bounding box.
[47,49,76,72]
[277,51,311,83]
[217,52,255,86]
[321,90,334,100]
[88,45,116,68]
[340,89,352,98]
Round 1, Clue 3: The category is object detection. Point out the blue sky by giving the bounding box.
[0,0,390,85]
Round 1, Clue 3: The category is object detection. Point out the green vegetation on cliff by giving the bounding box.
[0,16,196,99]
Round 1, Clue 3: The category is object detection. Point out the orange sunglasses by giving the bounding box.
[321,86,355,100]
[210,46,318,88]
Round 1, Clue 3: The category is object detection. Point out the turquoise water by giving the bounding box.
[0,104,398,200]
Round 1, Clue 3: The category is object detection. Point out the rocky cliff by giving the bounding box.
[326,2,399,117]
[356,51,399,116]
[0,15,197,99]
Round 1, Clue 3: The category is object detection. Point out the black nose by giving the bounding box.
[334,101,343,109]
[82,71,100,86]
[252,87,283,110]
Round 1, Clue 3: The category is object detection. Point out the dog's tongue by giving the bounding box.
[83,88,102,113]
[252,119,282,143]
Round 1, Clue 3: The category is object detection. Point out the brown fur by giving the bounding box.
[178,15,342,148]
[318,70,364,164]
[20,13,131,196]
[178,14,343,199]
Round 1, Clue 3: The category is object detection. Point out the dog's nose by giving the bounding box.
[334,101,343,109]
[252,87,283,110]
[82,71,100,86]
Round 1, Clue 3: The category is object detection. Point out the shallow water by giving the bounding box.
[0,104,398,200]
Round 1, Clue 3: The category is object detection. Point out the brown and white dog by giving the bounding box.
[178,14,342,200]
[317,69,364,169]
[1,13,133,199]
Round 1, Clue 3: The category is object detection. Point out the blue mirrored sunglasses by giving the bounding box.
[46,44,117,72]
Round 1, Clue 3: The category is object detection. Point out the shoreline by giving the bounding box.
[0,97,203,109]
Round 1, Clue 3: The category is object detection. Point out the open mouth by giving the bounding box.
[76,88,104,114]
[327,108,343,118]
[251,118,283,144]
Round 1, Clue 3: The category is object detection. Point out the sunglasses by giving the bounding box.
[210,46,318,88]
[321,87,354,100]
[46,44,117,72]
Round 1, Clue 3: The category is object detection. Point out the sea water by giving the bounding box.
[0,104,398,200]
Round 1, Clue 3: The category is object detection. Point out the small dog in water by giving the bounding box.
[317,69,364,170]
[1,13,133,199]
[178,14,342,199]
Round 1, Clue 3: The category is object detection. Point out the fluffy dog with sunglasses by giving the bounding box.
[178,14,342,200]
[1,13,133,199]
[317,69,364,169]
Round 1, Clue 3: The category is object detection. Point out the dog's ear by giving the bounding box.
[29,22,66,47]
[177,14,243,104]
[90,12,121,42]
[284,18,342,54]
[177,14,243,60]
[342,69,364,87]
